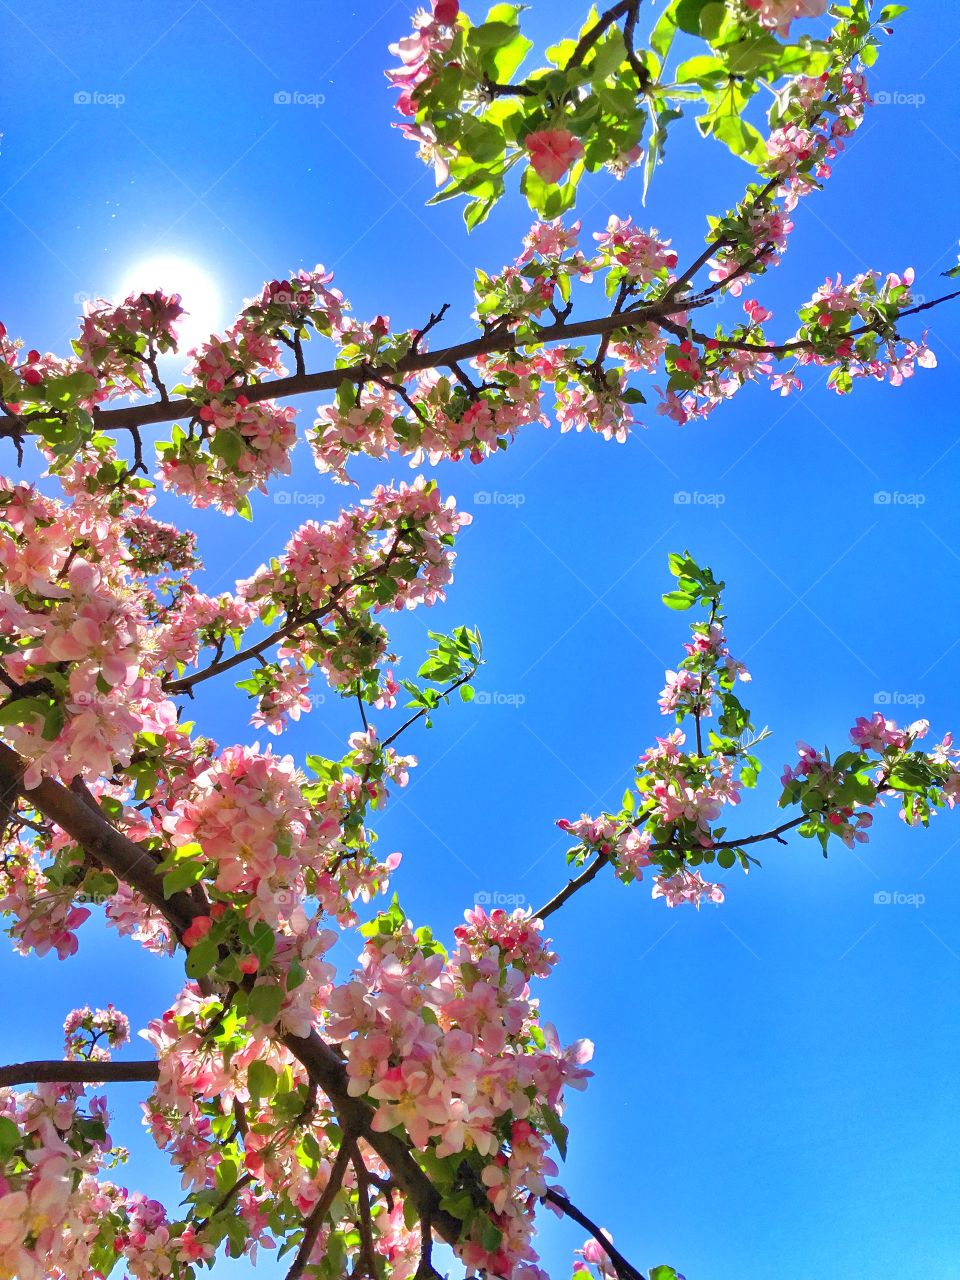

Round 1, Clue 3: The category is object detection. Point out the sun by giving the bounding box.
[116,254,222,356]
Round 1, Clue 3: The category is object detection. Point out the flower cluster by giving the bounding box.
[238,479,468,704]
[0,1081,208,1280]
[744,0,829,37]
[76,290,184,401]
[63,1004,131,1061]
[331,901,591,1276]
[157,267,345,512]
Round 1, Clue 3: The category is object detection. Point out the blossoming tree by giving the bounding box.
[1,1,958,1277]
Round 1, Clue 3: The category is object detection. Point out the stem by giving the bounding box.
[162,530,412,695]
[544,1188,647,1280]
[381,665,478,749]
[534,851,609,921]
[567,1,632,69]
[285,1139,353,1280]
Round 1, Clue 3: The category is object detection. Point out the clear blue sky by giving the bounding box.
[2,2,960,1277]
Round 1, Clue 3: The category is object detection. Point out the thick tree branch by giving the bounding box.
[0,741,198,938]
[0,1059,160,1088]
[0,739,463,1247]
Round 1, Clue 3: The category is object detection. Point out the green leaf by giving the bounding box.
[662,590,695,610]
[675,0,714,35]
[649,2,680,60]
[185,936,219,980]
[479,1218,504,1251]
[492,31,533,80]
[162,860,205,898]
[209,429,244,467]
[43,371,99,409]
[215,1156,238,1194]
[541,1103,569,1160]
[712,115,768,165]
[0,696,50,728]
[248,1060,278,1103]
[0,1116,20,1161]
[247,984,284,1026]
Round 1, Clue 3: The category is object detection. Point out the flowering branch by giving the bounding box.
[284,1139,353,1280]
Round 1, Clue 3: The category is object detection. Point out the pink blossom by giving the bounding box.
[525,129,584,184]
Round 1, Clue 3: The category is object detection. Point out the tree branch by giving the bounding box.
[567,1,632,69]
[6,299,707,440]
[5,280,956,452]
[534,851,609,921]
[0,741,198,938]
[545,1187,647,1280]
[285,1139,353,1280]
[0,1059,160,1088]
[381,664,479,749]
[0,739,465,1247]
[162,529,413,696]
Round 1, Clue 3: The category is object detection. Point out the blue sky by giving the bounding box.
[2,2,960,1277]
